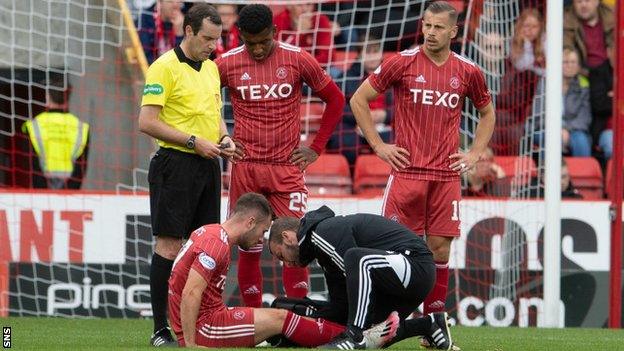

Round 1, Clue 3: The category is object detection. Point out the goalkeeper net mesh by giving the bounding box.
[0,0,549,326]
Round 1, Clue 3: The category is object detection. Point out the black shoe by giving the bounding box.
[150,327,178,347]
[266,334,300,348]
[425,312,453,350]
[318,332,366,349]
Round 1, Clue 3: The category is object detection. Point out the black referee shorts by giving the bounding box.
[148,147,221,238]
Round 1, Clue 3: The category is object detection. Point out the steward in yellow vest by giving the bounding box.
[21,79,90,189]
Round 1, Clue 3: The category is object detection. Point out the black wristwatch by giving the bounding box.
[185,135,196,149]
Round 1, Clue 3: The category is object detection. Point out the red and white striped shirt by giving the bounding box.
[216,42,331,163]
[168,224,230,336]
[369,47,491,181]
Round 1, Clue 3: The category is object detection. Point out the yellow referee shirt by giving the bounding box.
[141,47,222,153]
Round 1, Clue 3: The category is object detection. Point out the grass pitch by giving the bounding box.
[2,317,623,350]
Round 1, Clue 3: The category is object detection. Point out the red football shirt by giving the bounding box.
[168,224,230,337]
[216,42,331,163]
[368,47,491,181]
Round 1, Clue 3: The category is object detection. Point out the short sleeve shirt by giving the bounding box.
[142,47,222,153]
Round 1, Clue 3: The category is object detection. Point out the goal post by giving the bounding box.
[609,0,623,329]
[542,0,562,328]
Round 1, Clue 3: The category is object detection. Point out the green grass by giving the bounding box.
[1,317,624,350]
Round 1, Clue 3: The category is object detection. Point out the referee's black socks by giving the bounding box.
[150,253,174,333]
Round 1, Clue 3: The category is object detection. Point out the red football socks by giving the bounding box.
[282,266,309,298]
[423,260,449,314]
[281,311,345,347]
[237,245,263,307]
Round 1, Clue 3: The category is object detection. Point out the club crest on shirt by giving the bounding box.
[449,77,460,89]
[276,67,288,79]
[233,310,246,320]
[199,252,216,270]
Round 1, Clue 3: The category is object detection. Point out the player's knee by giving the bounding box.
[256,307,288,326]
[273,308,288,323]
[155,236,184,260]
[343,247,363,265]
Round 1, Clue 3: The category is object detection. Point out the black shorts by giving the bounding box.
[148,147,221,238]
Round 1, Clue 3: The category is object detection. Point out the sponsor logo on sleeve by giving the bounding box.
[143,84,164,95]
[199,252,216,270]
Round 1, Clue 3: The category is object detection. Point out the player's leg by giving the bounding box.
[190,156,221,231]
[148,149,200,346]
[254,308,345,347]
[230,162,264,307]
[269,164,310,299]
[422,181,461,315]
[319,248,414,349]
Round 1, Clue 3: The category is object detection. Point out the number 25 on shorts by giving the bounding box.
[289,192,308,213]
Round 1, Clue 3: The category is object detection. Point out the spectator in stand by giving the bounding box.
[511,8,545,76]
[213,4,240,58]
[562,47,592,157]
[328,35,392,166]
[512,8,546,157]
[561,158,584,199]
[22,78,89,189]
[520,158,583,199]
[137,0,185,64]
[463,147,508,197]
[564,0,614,159]
[475,31,506,79]
[274,3,334,68]
[490,10,543,156]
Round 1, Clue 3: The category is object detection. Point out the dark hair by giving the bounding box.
[425,1,458,24]
[232,192,272,220]
[238,4,273,34]
[183,3,222,36]
[46,77,71,105]
[268,217,300,244]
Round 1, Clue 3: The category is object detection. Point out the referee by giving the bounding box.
[269,206,458,350]
[138,3,234,347]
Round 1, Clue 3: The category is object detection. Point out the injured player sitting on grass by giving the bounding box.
[167,192,398,348]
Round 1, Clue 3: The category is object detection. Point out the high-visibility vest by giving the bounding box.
[22,111,89,180]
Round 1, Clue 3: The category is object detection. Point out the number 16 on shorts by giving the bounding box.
[3,326,10,348]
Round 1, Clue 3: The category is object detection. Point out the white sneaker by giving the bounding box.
[255,340,271,347]
[363,311,400,348]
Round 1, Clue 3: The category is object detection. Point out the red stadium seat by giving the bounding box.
[353,154,391,196]
[493,156,537,186]
[564,157,604,199]
[305,154,352,195]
